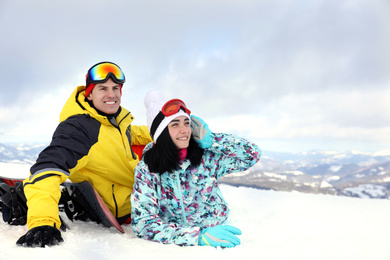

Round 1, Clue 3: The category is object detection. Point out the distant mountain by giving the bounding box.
[1,143,389,200]
[0,143,45,164]
[220,150,390,200]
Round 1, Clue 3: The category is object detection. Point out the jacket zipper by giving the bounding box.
[112,184,118,218]
[109,113,136,160]
[175,172,187,224]
[126,125,137,159]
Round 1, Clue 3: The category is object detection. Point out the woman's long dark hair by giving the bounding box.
[143,127,204,174]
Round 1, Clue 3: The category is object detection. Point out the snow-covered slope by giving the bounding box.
[1,185,389,260]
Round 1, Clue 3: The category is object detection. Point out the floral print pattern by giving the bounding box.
[131,133,261,246]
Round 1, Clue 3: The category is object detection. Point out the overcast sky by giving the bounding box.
[0,0,389,153]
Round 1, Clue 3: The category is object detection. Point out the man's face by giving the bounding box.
[87,78,121,115]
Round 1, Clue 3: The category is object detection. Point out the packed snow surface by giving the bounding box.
[0,163,389,259]
[1,184,390,260]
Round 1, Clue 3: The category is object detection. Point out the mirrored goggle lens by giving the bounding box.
[88,63,125,83]
[162,99,191,116]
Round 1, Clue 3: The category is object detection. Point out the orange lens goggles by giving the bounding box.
[161,99,191,116]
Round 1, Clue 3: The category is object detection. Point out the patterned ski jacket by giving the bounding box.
[131,133,261,246]
[23,86,152,230]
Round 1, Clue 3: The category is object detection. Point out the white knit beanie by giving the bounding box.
[144,90,191,142]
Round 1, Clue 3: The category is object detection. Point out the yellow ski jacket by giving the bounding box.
[23,86,152,230]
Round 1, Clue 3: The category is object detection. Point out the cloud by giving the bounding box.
[0,0,389,152]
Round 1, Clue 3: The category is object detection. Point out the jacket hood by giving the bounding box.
[60,86,90,122]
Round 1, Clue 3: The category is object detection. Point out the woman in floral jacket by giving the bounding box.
[131,91,261,247]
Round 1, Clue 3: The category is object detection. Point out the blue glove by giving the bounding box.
[190,115,214,149]
[198,225,242,248]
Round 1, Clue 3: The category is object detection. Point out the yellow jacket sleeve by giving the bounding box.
[23,171,69,230]
[131,125,153,145]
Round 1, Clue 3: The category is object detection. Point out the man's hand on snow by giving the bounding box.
[16,225,63,248]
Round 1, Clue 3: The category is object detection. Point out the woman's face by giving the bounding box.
[168,116,191,149]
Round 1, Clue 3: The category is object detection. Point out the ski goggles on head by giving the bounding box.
[150,99,191,140]
[86,62,125,86]
[161,99,191,116]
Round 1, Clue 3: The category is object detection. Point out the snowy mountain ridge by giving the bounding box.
[0,143,45,164]
[1,142,389,200]
[220,150,390,199]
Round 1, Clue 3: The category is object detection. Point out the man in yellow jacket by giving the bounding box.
[16,61,152,247]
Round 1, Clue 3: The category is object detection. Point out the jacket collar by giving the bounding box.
[59,86,134,126]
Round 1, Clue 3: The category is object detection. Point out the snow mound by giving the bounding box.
[1,185,390,260]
